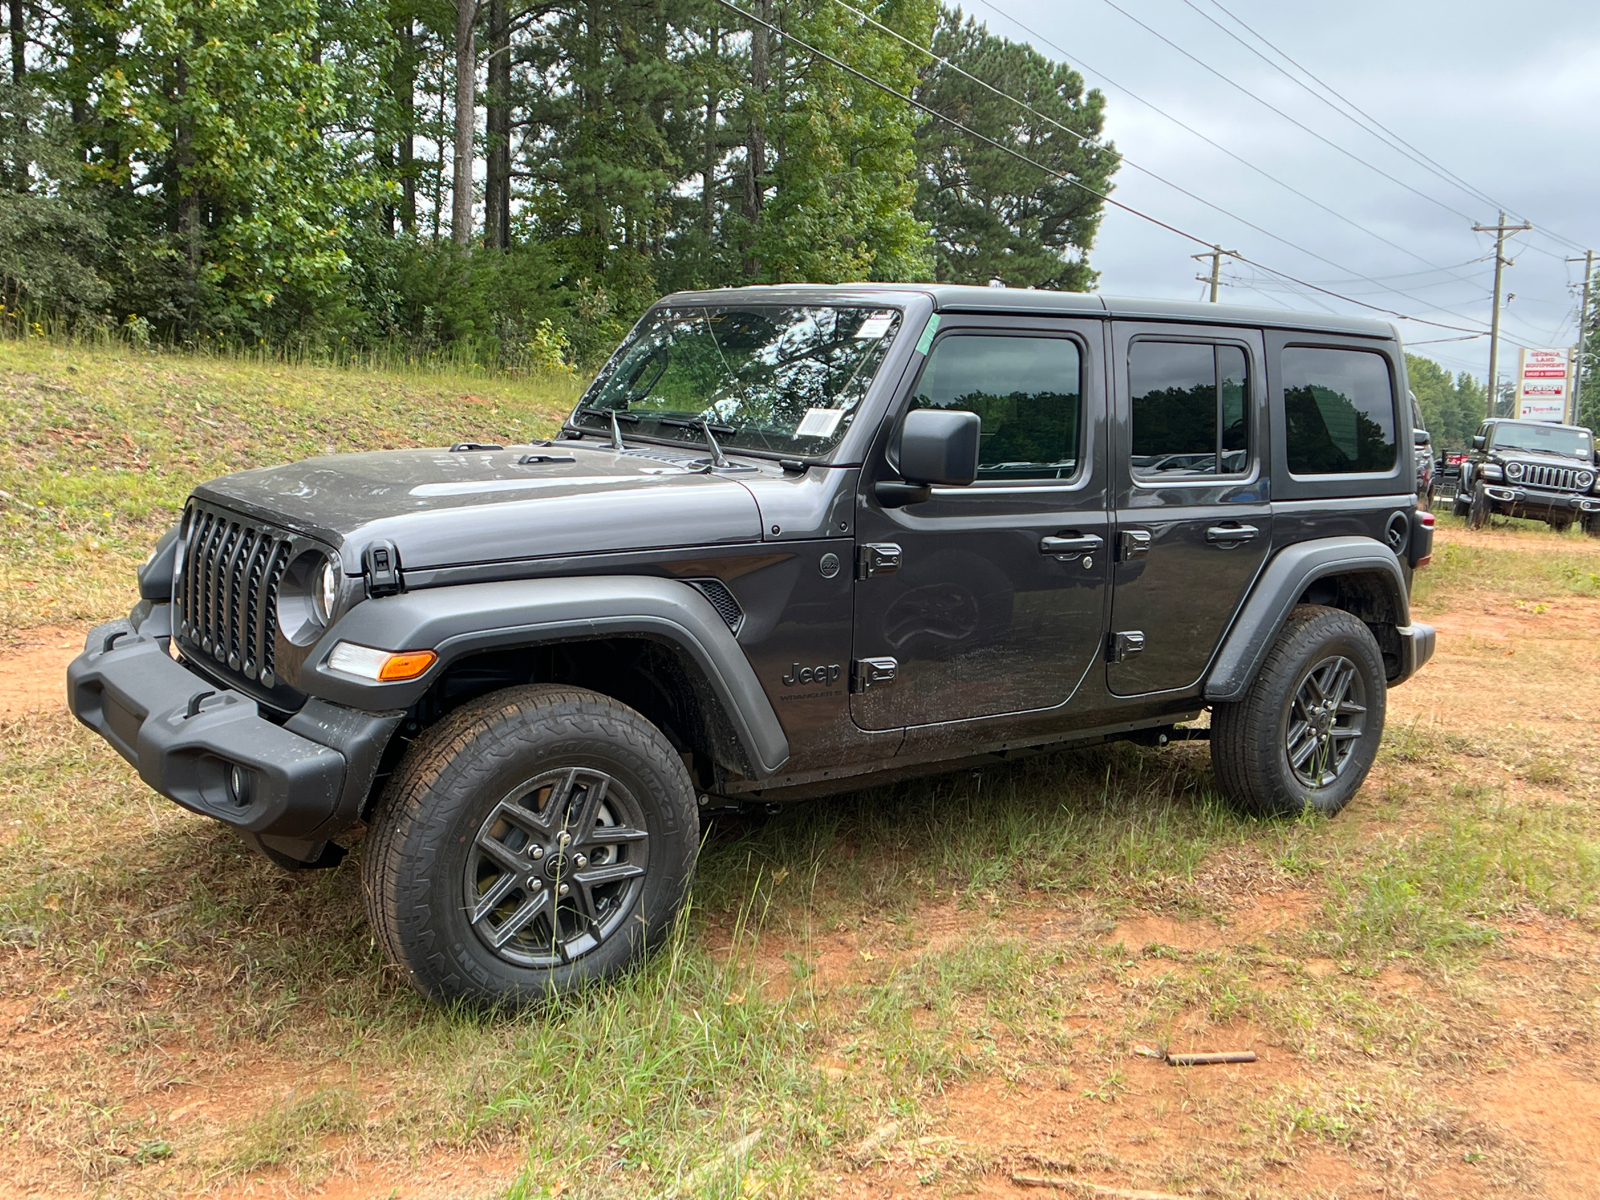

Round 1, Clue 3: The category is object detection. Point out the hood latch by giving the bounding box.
[363,540,403,598]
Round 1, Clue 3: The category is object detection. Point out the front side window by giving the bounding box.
[1129,341,1250,479]
[573,305,903,456]
[1283,346,1397,475]
[911,334,1081,480]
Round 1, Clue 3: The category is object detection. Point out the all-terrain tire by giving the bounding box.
[1466,481,1492,529]
[1549,514,1574,534]
[1211,605,1387,819]
[362,684,699,1008]
[1584,513,1600,538]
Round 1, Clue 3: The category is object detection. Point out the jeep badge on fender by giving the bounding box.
[68,284,1435,1009]
[781,662,843,688]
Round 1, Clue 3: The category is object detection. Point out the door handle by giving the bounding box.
[1206,524,1259,544]
[1040,534,1104,557]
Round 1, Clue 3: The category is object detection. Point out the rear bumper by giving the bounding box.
[66,619,402,865]
[1393,621,1436,686]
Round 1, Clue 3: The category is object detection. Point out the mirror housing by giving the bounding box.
[900,408,980,486]
[1413,428,1429,446]
[1472,435,1486,451]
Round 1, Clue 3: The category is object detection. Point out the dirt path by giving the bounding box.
[0,625,88,719]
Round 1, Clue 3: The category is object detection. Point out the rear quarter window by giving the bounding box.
[1282,346,1397,476]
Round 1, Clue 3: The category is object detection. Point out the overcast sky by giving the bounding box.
[967,0,1600,381]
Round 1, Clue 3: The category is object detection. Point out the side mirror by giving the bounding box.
[877,409,981,506]
[1472,435,1486,451]
[1413,428,1429,446]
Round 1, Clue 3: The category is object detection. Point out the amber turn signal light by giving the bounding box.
[376,650,437,681]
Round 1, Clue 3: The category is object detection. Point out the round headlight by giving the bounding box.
[1506,461,1524,481]
[1579,471,1595,490]
[314,558,340,623]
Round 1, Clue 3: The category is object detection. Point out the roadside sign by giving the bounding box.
[1517,347,1571,422]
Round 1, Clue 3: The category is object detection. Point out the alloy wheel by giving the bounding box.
[1284,654,1367,789]
[463,766,650,968]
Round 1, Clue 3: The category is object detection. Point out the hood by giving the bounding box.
[193,443,764,571]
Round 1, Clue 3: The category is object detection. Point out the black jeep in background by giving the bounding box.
[68,286,1435,1007]
[1455,418,1600,534]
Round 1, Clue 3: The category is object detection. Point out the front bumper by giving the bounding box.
[66,618,402,867]
[1481,485,1600,519]
[1393,621,1436,685]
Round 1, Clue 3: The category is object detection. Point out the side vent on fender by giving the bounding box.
[687,579,744,634]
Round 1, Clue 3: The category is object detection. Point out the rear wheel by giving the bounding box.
[1466,481,1492,529]
[362,684,699,1008]
[1211,606,1387,818]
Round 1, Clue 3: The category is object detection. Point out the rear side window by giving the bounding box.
[1128,341,1250,478]
[1283,347,1397,475]
[912,334,1081,480]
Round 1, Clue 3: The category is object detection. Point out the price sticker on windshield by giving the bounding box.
[796,408,845,438]
[853,312,895,339]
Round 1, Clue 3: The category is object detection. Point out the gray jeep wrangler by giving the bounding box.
[68,286,1435,1007]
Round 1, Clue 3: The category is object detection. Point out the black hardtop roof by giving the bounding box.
[657,282,1398,340]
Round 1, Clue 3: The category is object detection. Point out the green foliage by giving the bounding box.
[0,85,111,319]
[6,0,1117,363]
[912,6,1116,290]
[1405,353,1484,448]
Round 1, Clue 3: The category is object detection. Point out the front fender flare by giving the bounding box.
[299,576,790,778]
[1204,536,1410,703]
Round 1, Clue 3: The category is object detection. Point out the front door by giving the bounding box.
[1108,323,1272,696]
[851,316,1110,730]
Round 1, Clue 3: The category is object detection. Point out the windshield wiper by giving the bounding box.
[658,417,737,468]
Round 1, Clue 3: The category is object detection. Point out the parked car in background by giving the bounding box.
[1455,418,1600,533]
[1411,392,1434,509]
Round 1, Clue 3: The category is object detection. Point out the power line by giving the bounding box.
[957,0,1527,340]
[1196,0,1589,260]
[715,0,1507,339]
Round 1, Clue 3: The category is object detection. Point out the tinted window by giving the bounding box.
[913,335,1081,480]
[1129,341,1251,478]
[1283,347,1396,475]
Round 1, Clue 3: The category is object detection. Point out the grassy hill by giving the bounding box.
[0,338,580,642]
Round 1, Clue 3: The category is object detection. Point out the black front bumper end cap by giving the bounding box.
[66,620,401,861]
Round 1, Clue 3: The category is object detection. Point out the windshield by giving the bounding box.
[573,304,904,457]
[1490,422,1594,460]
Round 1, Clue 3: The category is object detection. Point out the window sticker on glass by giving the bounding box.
[854,312,895,339]
[795,407,845,438]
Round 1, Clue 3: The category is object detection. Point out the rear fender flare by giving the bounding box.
[299,575,791,778]
[1205,536,1409,702]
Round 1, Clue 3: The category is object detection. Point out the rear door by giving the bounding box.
[1107,323,1271,696]
[850,315,1110,730]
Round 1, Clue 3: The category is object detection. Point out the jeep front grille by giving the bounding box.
[1522,463,1579,490]
[687,578,743,633]
[175,502,293,687]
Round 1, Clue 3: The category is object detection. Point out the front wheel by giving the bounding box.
[1466,481,1492,529]
[1584,514,1600,539]
[1549,513,1574,534]
[1211,606,1387,818]
[362,684,699,1008]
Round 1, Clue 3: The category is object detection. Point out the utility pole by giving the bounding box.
[1569,250,1594,426]
[1192,244,1235,303]
[1473,212,1533,418]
